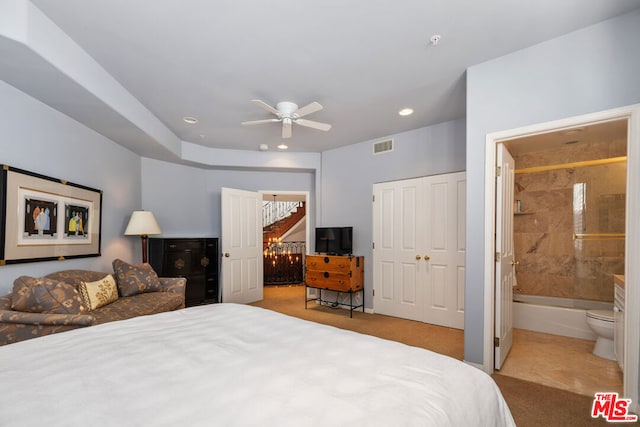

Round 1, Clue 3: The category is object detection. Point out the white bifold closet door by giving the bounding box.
[373,172,466,329]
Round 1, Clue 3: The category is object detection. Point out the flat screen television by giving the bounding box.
[315,226,353,255]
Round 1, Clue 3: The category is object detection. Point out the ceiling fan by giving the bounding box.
[241,100,332,139]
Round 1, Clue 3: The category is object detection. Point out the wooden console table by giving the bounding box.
[304,254,364,317]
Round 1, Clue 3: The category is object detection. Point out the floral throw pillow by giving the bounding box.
[11,276,87,314]
[112,258,162,297]
[78,274,119,311]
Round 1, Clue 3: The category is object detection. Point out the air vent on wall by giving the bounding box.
[373,139,393,155]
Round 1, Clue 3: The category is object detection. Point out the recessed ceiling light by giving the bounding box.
[277,144,288,150]
[398,108,414,116]
[183,116,198,124]
[259,144,269,151]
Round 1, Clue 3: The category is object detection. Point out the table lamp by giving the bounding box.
[124,210,162,263]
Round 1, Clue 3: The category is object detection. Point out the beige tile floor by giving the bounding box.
[498,328,623,397]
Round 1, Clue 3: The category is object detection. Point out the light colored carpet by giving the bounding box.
[251,285,612,426]
[251,284,463,359]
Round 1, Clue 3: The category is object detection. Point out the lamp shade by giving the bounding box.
[124,211,162,236]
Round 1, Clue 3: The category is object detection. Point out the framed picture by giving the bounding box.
[0,165,102,265]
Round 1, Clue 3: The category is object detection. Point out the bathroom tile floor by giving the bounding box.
[498,328,623,397]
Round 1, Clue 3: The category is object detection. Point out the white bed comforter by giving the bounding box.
[0,304,515,426]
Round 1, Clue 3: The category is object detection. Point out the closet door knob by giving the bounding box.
[424,255,430,261]
[224,253,230,257]
[416,255,421,260]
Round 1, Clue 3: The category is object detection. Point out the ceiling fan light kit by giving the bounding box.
[242,99,332,139]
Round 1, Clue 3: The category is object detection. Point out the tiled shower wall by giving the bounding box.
[513,139,626,303]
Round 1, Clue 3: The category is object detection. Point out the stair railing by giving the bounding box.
[263,201,303,228]
[263,240,306,285]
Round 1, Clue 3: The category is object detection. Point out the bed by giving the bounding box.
[0,303,515,426]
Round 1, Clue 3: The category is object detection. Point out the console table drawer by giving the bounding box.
[306,255,354,273]
[305,271,362,292]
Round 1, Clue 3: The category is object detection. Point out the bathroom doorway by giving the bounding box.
[497,119,627,396]
[483,103,640,406]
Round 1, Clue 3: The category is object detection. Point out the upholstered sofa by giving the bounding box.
[0,263,186,346]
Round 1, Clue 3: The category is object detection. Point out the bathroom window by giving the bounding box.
[573,182,586,234]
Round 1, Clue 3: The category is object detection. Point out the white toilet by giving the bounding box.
[586,310,615,360]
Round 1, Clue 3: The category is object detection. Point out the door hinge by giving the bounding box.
[494,337,500,347]
[372,242,375,249]
[496,166,502,177]
[373,289,375,296]
[495,252,500,262]
[372,195,375,202]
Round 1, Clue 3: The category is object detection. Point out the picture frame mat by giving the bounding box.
[2,167,101,263]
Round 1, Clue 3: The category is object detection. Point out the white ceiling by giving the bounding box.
[4,0,640,159]
[503,119,629,156]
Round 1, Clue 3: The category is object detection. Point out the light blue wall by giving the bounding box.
[141,159,212,237]
[0,81,141,295]
[141,158,315,239]
[141,120,465,311]
[465,10,640,364]
[320,119,466,308]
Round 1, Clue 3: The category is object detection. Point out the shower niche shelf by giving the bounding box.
[514,212,534,215]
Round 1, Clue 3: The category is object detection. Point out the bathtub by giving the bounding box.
[513,294,613,340]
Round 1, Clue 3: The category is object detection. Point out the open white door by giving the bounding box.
[221,187,263,304]
[494,144,515,369]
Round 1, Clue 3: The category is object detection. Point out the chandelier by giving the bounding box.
[265,195,282,263]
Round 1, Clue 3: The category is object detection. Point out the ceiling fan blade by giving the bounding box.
[251,99,280,116]
[241,118,280,126]
[282,119,292,138]
[295,101,323,118]
[295,118,331,131]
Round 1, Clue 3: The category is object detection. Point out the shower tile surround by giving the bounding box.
[512,138,626,303]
